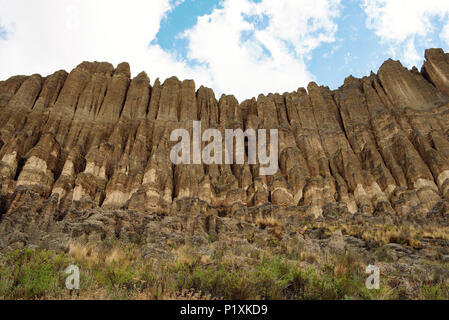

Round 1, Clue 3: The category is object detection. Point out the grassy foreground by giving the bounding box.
[0,243,447,300]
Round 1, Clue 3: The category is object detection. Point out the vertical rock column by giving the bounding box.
[16,133,61,197]
[336,76,393,213]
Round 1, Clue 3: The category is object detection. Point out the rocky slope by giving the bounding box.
[0,49,449,283]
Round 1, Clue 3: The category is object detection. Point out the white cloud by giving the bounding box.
[0,0,204,83]
[183,0,341,99]
[362,0,449,67]
[0,1,156,73]
[441,22,449,45]
[0,0,341,101]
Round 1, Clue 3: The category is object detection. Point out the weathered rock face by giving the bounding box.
[1,49,449,252]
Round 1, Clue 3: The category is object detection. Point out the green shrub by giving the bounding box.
[0,249,70,299]
[422,284,449,300]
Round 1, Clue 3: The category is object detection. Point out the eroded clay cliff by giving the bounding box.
[0,49,449,255]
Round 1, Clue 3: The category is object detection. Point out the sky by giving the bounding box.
[1,0,449,101]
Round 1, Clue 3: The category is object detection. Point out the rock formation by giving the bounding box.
[0,49,449,261]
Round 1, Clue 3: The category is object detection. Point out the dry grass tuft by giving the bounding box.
[67,242,98,264]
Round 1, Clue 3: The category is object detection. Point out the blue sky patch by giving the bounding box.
[243,12,269,30]
[153,0,221,59]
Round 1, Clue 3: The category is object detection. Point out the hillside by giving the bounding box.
[0,49,448,299]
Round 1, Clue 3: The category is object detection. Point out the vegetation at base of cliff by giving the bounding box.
[172,254,380,300]
[0,245,447,300]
